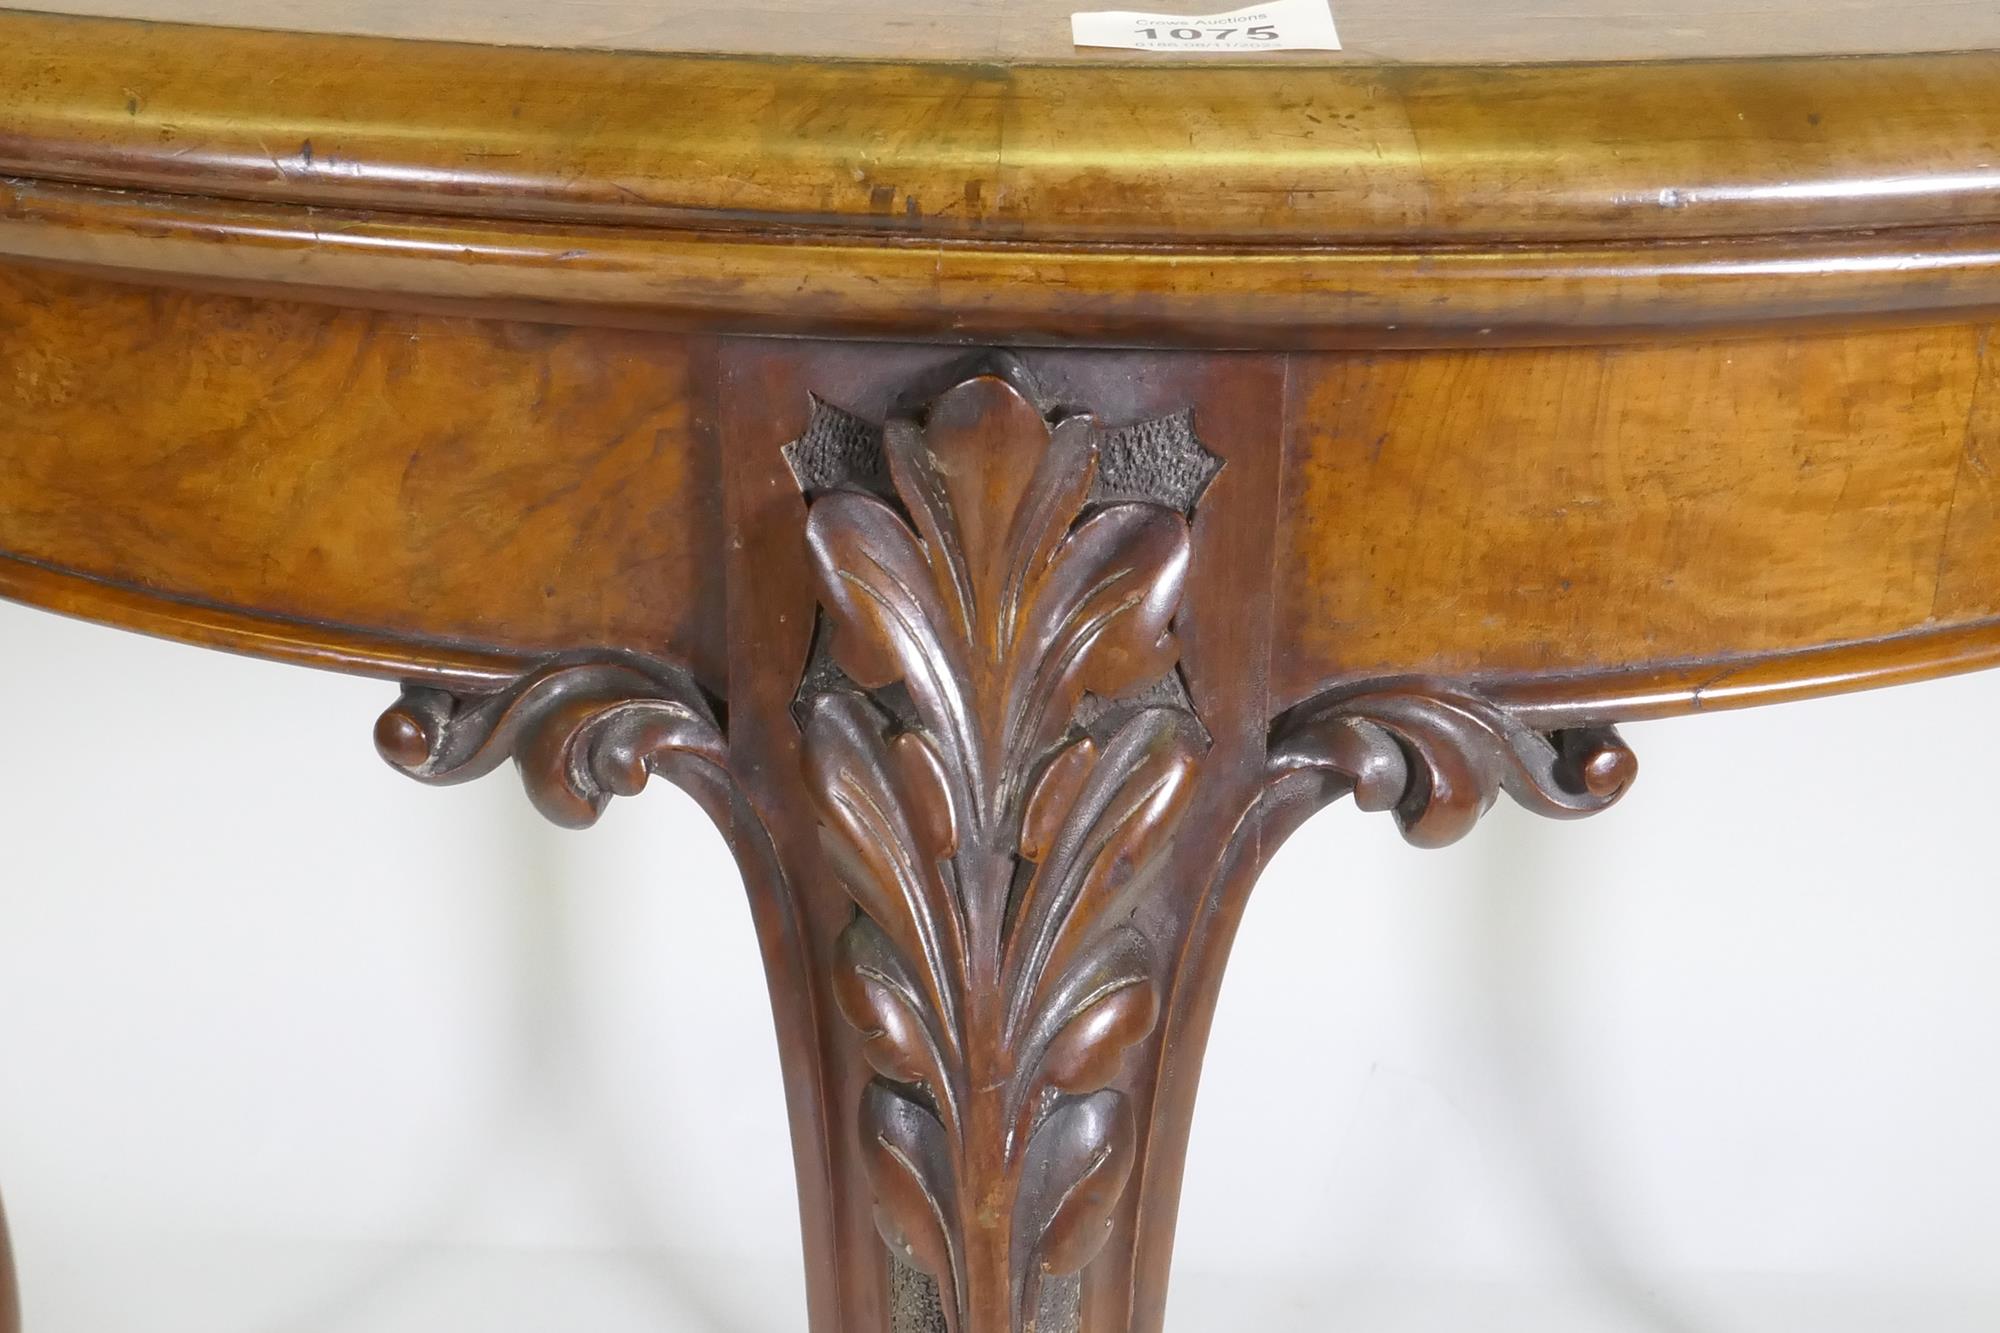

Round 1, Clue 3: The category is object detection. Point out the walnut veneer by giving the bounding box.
[3,5,1999,1331]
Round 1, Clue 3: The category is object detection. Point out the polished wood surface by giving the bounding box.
[8,11,2000,348]
[6,11,2000,245]
[0,265,725,685]
[3,3,1998,1331]
[1274,328,2000,705]
[20,177,2000,349]
[8,262,2000,719]
[17,0,2000,61]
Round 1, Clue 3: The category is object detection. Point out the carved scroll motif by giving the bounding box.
[786,374,1219,1333]
[374,656,726,828]
[1268,681,1638,847]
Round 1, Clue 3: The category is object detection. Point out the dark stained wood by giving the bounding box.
[713,339,864,1333]
[373,658,725,829]
[1270,688,1634,845]
[1109,347,1286,1333]
[790,372,1208,1330]
[706,344,1307,1333]
[369,660,842,1333]
[6,5,2000,1331]
[0,1192,15,1333]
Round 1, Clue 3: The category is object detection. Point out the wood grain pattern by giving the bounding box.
[0,264,726,684]
[9,12,2000,346]
[1487,619,2000,726]
[13,0,2000,62]
[10,263,2000,719]
[1272,328,2000,709]
[6,13,2000,246]
[19,180,2000,349]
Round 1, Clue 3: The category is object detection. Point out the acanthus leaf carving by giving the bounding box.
[788,373,1216,1332]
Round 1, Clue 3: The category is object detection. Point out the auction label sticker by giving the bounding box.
[1071,0,1339,51]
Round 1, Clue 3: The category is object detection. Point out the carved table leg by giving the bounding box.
[378,362,1637,1333]
[1,1189,19,1333]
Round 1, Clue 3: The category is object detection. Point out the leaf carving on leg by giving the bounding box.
[787,373,1218,1330]
[1011,1089,1138,1307]
[805,690,966,1052]
[1008,925,1159,1140]
[1004,710,1202,1041]
[837,915,961,1135]
[1000,505,1190,812]
[862,1081,964,1330]
[806,490,982,812]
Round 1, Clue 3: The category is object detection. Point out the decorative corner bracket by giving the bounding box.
[373,656,725,828]
[1268,680,1637,848]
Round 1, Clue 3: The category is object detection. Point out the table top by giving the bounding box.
[15,0,2000,62]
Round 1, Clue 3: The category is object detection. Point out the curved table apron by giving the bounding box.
[5,7,2000,1331]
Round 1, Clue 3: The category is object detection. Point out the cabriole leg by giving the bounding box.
[377,360,1636,1333]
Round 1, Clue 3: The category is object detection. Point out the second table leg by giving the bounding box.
[1,1191,19,1333]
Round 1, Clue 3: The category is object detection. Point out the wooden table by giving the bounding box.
[5,3,2000,1329]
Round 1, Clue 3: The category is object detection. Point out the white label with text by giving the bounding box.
[1071,0,1339,52]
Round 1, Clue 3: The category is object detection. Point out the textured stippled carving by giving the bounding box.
[1093,410,1220,514]
[783,394,887,494]
[891,1258,951,1333]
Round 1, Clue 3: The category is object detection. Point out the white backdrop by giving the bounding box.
[3,598,1997,1332]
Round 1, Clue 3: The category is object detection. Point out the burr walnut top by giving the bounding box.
[8,0,2000,61]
